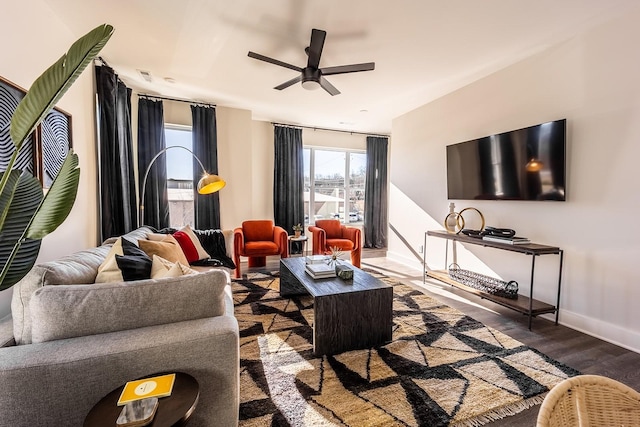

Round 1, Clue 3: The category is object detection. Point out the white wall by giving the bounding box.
[0,2,101,317]
[390,6,640,352]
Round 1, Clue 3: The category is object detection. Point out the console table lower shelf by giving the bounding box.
[426,269,557,317]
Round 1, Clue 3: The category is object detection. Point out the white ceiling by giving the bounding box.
[47,0,635,134]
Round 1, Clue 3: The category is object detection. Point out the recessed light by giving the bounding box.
[359,109,368,113]
[164,77,176,84]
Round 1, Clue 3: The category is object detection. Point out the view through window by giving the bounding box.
[304,148,366,226]
[165,126,194,228]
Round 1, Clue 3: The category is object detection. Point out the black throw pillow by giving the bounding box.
[115,238,152,281]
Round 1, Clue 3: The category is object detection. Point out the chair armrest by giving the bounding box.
[273,226,289,257]
[0,315,239,427]
[308,226,327,255]
[341,226,361,250]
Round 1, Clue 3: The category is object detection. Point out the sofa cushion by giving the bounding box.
[11,245,111,345]
[29,269,229,344]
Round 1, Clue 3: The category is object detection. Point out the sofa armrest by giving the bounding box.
[0,315,239,427]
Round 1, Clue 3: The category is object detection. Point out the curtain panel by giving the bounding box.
[137,98,169,229]
[364,136,389,248]
[191,105,221,229]
[273,126,304,247]
[94,64,137,241]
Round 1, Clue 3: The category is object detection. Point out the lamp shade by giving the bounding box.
[197,174,226,194]
[139,146,226,227]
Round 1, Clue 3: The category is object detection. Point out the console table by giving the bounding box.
[423,230,563,330]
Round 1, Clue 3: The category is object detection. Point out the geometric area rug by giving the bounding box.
[233,270,579,427]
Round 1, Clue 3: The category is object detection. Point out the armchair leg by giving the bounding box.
[248,256,266,268]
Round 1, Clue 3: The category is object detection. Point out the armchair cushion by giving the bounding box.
[242,220,275,242]
[29,269,228,344]
[244,241,279,253]
[326,239,355,251]
[316,219,343,238]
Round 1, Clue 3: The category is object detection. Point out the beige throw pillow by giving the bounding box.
[95,238,124,283]
[140,234,190,266]
[151,255,198,279]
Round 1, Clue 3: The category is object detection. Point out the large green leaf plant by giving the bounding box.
[0,24,114,291]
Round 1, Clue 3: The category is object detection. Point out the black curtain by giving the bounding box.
[364,136,389,248]
[191,105,221,229]
[273,126,304,244]
[137,98,169,229]
[95,64,136,241]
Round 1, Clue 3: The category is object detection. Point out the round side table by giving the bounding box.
[84,372,199,427]
[288,234,308,257]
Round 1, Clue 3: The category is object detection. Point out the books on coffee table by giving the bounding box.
[482,235,530,245]
[305,262,336,279]
[305,255,328,264]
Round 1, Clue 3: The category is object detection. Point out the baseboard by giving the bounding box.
[385,251,424,272]
[548,309,640,355]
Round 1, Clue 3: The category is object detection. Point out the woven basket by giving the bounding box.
[448,264,518,299]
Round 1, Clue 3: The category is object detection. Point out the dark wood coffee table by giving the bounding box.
[280,257,393,356]
[84,372,199,427]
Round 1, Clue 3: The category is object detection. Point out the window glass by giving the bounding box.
[304,147,365,226]
[164,127,193,228]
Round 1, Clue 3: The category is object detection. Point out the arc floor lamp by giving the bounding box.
[139,146,226,226]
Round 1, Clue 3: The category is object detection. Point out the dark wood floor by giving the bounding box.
[243,252,640,426]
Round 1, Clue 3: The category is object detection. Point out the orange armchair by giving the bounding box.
[308,219,361,268]
[233,220,289,278]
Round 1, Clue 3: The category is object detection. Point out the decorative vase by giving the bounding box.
[294,230,301,238]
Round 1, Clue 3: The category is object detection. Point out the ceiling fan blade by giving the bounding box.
[274,75,302,90]
[306,29,326,69]
[320,62,375,76]
[248,51,302,72]
[319,76,340,96]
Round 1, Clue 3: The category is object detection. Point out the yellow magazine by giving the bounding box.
[117,373,176,406]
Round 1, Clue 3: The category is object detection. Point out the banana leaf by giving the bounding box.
[0,172,43,290]
[0,24,113,290]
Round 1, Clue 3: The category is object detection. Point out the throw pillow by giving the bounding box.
[180,224,211,260]
[150,255,197,279]
[114,238,152,281]
[140,234,190,266]
[173,231,200,263]
[95,238,124,283]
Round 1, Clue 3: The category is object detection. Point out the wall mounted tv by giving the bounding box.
[446,119,566,201]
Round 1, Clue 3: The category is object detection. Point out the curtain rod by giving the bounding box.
[137,93,216,107]
[272,122,389,138]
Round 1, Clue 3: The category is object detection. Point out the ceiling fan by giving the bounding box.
[247,28,375,96]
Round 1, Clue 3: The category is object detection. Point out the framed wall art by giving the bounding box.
[0,75,72,188]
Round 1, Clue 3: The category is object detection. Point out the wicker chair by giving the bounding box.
[537,374,640,427]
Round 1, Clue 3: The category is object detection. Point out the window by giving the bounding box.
[304,147,366,225]
[164,126,194,228]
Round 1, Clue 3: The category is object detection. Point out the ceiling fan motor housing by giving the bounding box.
[301,68,321,90]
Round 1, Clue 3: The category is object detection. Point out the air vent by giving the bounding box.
[137,69,153,82]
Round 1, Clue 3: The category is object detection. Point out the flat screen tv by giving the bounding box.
[446,119,566,201]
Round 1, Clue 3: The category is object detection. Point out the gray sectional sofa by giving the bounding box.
[0,227,239,427]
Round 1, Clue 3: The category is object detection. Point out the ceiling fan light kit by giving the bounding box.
[248,28,375,96]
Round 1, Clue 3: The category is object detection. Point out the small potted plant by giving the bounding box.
[293,223,303,237]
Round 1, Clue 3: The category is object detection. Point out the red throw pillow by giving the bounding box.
[173,231,199,263]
